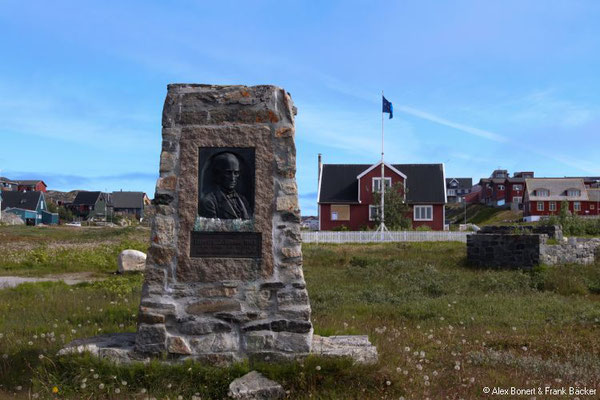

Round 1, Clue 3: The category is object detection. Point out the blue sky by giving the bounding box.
[1,1,599,216]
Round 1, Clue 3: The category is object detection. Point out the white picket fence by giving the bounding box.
[301,230,471,243]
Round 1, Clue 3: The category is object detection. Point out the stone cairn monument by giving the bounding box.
[135,84,313,363]
[60,84,377,368]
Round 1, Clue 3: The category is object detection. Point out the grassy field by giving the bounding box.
[1,227,600,398]
[0,225,148,277]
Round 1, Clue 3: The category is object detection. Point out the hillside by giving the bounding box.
[446,203,522,226]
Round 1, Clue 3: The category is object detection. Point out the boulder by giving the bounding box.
[0,212,25,225]
[117,249,147,273]
[228,371,284,400]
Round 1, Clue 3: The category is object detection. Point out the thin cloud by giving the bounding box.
[396,105,508,143]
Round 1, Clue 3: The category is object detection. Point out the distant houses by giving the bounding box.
[70,191,111,220]
[445,178,472,203]
[0,178,47,193]
[68,191,149,221]
[111,191,150,220]
[0,191,58,225]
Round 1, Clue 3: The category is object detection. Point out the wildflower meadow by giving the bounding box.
[0,225,599,399]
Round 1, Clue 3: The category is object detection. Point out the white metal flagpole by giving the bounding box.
[380,91,385,240]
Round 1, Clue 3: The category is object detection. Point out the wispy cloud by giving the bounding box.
[396,105,508,143]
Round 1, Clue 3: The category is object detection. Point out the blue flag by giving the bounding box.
[382,96,393,119]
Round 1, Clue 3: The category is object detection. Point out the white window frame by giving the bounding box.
[368,205,380,221]
[413,205,433,221]
[331,211,338,221]
[591,204,596,210]
[447,189,456,196]
[574,201,581,211]
[371,176,392,193]
[498,185,505,191]
[537,202,544,211]
[535,189,550,197]
[513,185,522,191]
[372,177,392,193]
[549,202,556,212]
[513,197,522,204]
[567,189,581,197]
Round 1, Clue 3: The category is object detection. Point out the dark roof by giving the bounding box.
[0,191,42,211]
[446,178,472,188]
[72,191,102,205]
[111,191,145,209]
[0,177,17,183]
[319,163,446,204]
[16,180,46,186]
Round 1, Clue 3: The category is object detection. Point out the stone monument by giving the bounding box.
[60,84,377,367]
[135,84,312,363]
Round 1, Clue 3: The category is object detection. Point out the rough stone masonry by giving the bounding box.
[135,84,312,363]
[60,84,377,366]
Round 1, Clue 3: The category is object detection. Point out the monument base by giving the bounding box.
[58,333,378,365]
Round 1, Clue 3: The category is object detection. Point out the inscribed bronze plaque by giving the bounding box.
[190,231,262,258]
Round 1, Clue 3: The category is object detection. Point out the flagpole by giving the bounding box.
[380,90,385,240]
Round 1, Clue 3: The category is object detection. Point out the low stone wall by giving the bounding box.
[468,226,600,269]
[541,238,600,265]
[467,234,542,269]
[478,225,563,240]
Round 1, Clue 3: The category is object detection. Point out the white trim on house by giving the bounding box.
[442,163,448,204]
[368,205,380,221]
[356,162,407,180]
[414,205,433,221]
[317,163,323,203]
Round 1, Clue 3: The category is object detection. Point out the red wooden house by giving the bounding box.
[317,161,447,231]
[16,180,47,193]
[523,178,594,221]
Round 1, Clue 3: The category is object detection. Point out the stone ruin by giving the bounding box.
[467,225,600,269]
[60,84,377,367]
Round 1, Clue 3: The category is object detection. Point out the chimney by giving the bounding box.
[318,153,322,186]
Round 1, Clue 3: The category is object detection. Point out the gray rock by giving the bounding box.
[311,335,378,365]
[58,333,139,363]
[228,371,284,400]
[117,249,147,273]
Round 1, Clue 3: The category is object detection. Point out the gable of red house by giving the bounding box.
[318,162,447,230]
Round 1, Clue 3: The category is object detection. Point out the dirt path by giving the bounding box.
[0,272,105,289]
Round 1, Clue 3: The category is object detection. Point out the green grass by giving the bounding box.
[1,229,600,398]
[0,226,149,276]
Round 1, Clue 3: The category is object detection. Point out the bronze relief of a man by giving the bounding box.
[199,152,251,219]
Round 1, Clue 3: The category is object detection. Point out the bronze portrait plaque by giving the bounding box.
[197,147,255,219]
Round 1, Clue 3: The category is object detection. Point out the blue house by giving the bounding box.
[0,191,58,225]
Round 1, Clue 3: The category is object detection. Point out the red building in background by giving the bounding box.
[523,178,600,221]
[318,160,447,231]
[17,180,47,193]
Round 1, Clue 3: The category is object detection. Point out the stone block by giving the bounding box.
[134,324,167,354]
[228,371,284,400]
[244,331,275,352]
[138,311,165,325]
[156,175,177,191]
[276,195,298,212]
[189,332,239,353]
[186,299,241,315]
[167,336,192,355]
[179,318,232,335]
[273,331,311,353]
[152,215,175,246]
[159,151,177,173]
[281,246,302,259]
[277,288,309,307]
[147,245,175,266]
